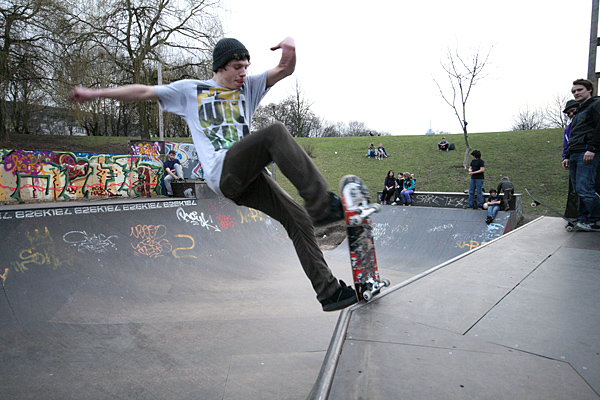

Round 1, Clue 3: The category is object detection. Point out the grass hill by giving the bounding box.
[1,129,569,217]
[288,129,568,217]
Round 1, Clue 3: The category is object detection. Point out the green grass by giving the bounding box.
[278,129,568,217]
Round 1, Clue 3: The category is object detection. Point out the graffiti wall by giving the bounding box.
[0,149,164,203]
[0,141,203,205]
[130,140,203,180]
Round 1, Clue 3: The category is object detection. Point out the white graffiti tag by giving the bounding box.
[176,207,221,232]
[63,231,118,253]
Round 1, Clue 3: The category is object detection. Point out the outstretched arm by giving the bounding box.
[266,37,296,88]
[69,84,159,103]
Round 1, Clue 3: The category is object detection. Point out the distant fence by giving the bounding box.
[0,141,202,204]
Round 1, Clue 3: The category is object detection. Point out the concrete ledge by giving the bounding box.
[172,180,219,199]
[378,190,520,209]
[377,191,523,231]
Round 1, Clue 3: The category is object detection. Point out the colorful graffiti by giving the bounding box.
[164,142,203,179]
[130,140,203,180]
[0,141,202,205]
[11,226,73,273]
[0,149,164,203]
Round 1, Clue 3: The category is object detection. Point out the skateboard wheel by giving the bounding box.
[362,290,372,301]
[382,279,390,287]
[566,226,573,232]
[531,202,537,207]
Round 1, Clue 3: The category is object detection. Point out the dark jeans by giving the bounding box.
[381,188,394,203]
[468,179,484,208]
[219,122,339,301]
[569,151,600,223]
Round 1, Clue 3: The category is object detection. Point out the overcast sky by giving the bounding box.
[220,0,593,135]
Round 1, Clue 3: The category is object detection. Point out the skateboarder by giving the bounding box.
[562,79,600,231]
[69,37,357,311]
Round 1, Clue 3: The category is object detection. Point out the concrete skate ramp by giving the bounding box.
[0,198,344,399]
[328,206,513,277]
[0,199,513,398]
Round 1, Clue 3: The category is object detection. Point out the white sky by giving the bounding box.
[220,0,593,135]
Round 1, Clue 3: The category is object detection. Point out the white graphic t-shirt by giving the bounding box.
[155,71,269,195]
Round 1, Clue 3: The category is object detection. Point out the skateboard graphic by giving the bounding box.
[339,175,390,301]
[525,188,597,232]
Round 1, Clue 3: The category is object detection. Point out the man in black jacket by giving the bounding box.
[562,79,600,230]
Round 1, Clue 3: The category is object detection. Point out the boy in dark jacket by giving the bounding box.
[562,79,600,230]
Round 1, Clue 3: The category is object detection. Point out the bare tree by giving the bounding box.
[0,0,64,138]
[66,0,222,138]
[252,80,320,137]
[347,121,369,137]
[511,107,548,131]
[434,46,492,168]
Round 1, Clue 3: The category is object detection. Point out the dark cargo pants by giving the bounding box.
[219,122,340,301]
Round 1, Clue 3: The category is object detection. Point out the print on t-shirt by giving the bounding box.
[197,85,250,151]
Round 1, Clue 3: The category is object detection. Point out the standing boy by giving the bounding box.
[69,37,357,311]
[466,149,485,209]
[562,79,600,230]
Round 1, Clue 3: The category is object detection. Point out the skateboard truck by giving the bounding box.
[348,203,382,226]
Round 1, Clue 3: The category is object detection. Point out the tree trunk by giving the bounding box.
[462,126,471,169]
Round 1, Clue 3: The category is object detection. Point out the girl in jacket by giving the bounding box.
[401,172,415,205]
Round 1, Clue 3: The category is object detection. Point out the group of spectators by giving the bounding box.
[380,170,416,206]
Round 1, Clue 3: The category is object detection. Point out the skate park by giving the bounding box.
[1,193,598,399]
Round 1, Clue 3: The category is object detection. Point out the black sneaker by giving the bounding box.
[313,192,344,227]
[321,280,358,311]
[486,216,493,224]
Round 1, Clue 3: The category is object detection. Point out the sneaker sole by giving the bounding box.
[322,295,358,312]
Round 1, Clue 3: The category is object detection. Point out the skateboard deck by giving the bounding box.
[525,188,597,232]
[339,175,390,301]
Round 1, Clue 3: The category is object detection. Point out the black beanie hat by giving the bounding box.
[563,99,579,113]
[212,38,249,72]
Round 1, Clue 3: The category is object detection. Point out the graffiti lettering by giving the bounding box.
[176,207,221,231]
[172,234,197,259]
[1,142,205,204]
[63,231,118,253]
[0,149,162,203]
[455,240,487,250]
[130,224,173,258]
[427,224,454,233]
[12,227,72,273]
[237,209,264,224]
[216,213,236,230]
[415,194,468,208]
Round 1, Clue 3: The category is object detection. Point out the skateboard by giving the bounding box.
[339,175,390,301]
[525,188,597,232]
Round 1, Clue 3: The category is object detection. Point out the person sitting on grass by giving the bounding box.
[376,143,389,159]
[438,137,449,151]
[367,143,377,158]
